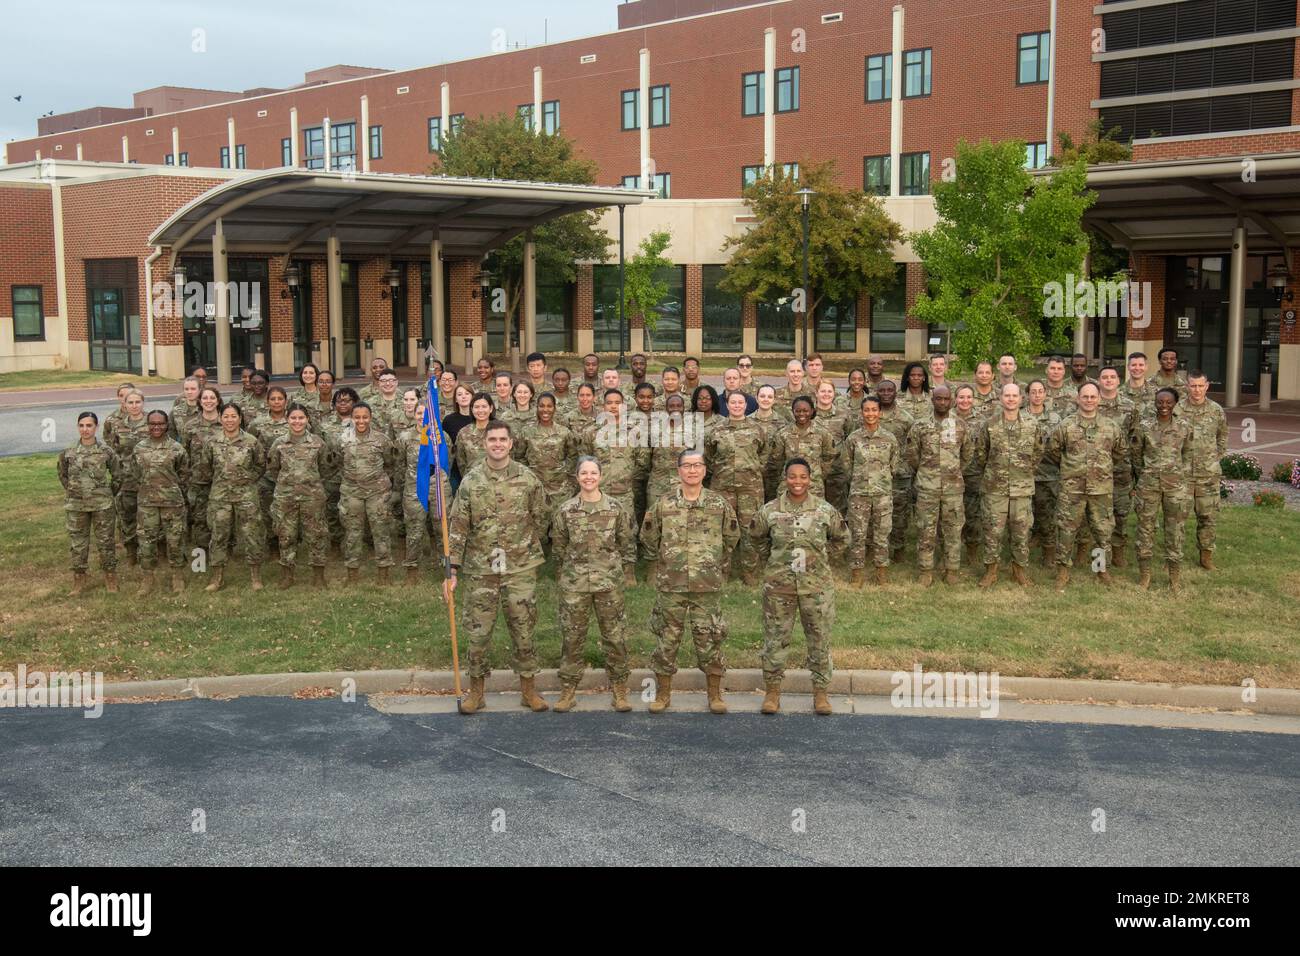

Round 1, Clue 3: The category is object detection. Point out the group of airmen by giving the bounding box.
[59,344,1228,716]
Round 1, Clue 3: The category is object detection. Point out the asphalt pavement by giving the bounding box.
[1,697,1295,866]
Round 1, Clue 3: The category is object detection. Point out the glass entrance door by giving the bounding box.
[392,269,409,368]
[180,257,270,375]
[1242,306,1281,399]
[89,288,140,372]
[291,260,313,371]
[341,261,361,371]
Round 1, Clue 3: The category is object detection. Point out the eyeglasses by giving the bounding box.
[738,362,753,369]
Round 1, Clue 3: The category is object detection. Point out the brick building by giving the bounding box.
[1,0,1298,401]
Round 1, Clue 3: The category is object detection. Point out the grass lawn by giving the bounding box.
[3,451,1297,688]
[0,369,172,392]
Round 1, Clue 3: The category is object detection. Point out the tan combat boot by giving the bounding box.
[944,569,961,586]
[1040,546,1055,568]
[312,567,327,588]
[279,566,295,590]
[553,685,578,713]
[1011,564,1030,587]
[458,677,486,715]
[1075,541,1090,567]
[611,682,632,712]
[346,567,359,584]
[917,571,933,588]
[1054,567,1070,591]
[405,567,420,586]
[761,681,781,715]
[376,566,390,587]
[171,570,186,593]
[1200,549,1216,571]
[978,563,999,588]
[1096,569,1113,587]
[1168,563,1183,594]
[874,566,888,586]
[813,687,832,716]
[519,676,549,712]
[706,673,727,715]
[1138,561,1152,590]
[850,568,864,588]
[104,572,119,594]
[137,570,155,596]
[648,674,672,714]
[70,571,87,596]
[1111,544,1126,568]
[204,567,224,593]
[249,565,264,592]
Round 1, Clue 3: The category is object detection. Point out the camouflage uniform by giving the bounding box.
[878,405,915,558]
[181,415,223,552]
[392,425,450,570]
[287,388,324,427]
[447,459,550,680]
[1132,416,1193,567]
[500,406,536,438]
[897,389,931,418]
[316,414,353,546]
[624,408,655,523]
[197,430,267,568]
[551,493,637,688]
[57,440,121,572]
[1097,394,1140,557]
[266,430,332,570]
[1120,379,1157,412]
[233,393,268,424]
[705,416,768,576]
[338,427,398,569]
[1044,414,1124,568]
[102,408,127,449]
[563,406,600,451]
[516,420,580,518]
[646,418,696,510]
[1044,383,1078,417]
[952,409,987,556]
[454,422,491,480]
[748,409,783,501]
[905,413,974,572]
[970,386,999,420]
[1179,398,1228,556]
[133,436,190,571]
[1024,406,1063,557]
[833,424,899,569]
[1153,370,1189,403]
[749,493,850,688]
[767,421,836,498]
[366,395,407,439]
[772,383,813,422]
[640,487,741,679]
[108,414,150,560]
[591,416,651,537]
[978,415,1042,568]
[652,388,688,412]
[168,399,200,441]
[835,390,870,418]
[249,413,292,532]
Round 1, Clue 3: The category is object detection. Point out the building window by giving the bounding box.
[757,299,796,352]
[775,66,799,112]
[235,144,246,169]
[592,265,626,352]
[781,162,799,181]
[904,48,932,98]
[179,152,188,167]
[870,263,908,353]
[449,113,464,135]
[863,154,890,195]
[330,121,357,171]
[901,152,930,195]
[219,146,230,168]
[1018,31,1051,85]
[622,173,671,198]
[865,53,892,102]
[518,103,534,128]
[369,125,382,160]
[535,264,574,353]
[815,296,856,353]
[702,265,742,352]
[1025,142,1049,169]
[742,164,763,189]
[164,154,174,165]
[281,138,291,166]
[11,286,44,341]
[650,84,670,127]
[742,72,763,116]
[428,117,442,152]
[303,127,324,169]
[646,265,685,351]
[542,100,560,134]
[621,89,638,130]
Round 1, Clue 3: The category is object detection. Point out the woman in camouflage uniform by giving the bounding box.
[182,386,224,555]
[1132,387,1194,593]
[1023,380,1062,567]
[393,387,449,584]
[338,402,399,585]
[196,402,267,593]
[108,389,150,566]
[767,397,836,498]
[168,377,201,441]
[317,386,358,549]
[501,381,536,436]
[564,383,600,453]
[267,404,332,589]
[454,392,496,481]
[58,411,122,594]
[132,409,190,595]
[645,393,689,512]
[249,386,292,538]
[102,382,134,448]
[288,363,323,427]
[517,393,580,519]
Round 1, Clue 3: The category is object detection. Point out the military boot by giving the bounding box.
[312,567,327,588]
[553,685,578,713]
[1011,564,1030,587]
[70,571,87,596]
[249,565,264,592]
[1096,569,1113,587]
[1040,545,1055,568]
[104,572,119,593]
[1054,567,1070,591]
[706,674,727,715]
[978,562,999,588]
[458,677,486,715]
[346,567,359,584]
[279,566,295,590]
[171,570,186,593]
[874,566,888,586]
[761,681,781,715]
[648,674,672,714]
[1168,563,1183,594]
[1138,561,1152,590]
[611,682,632,712]
[917,571,933,588]
[1200,549,1216,571]
[1075,540,1090,567]
[850,568,864,588]
[376,567,390,587]
[204,567,224,593]
[944,569,961,586]
[1111,543,1127,568]
[519,676,549,712]
[405,567,420,586]
[813,687,832,716]
[137,570,155,596]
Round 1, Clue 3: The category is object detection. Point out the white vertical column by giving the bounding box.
[1047,0,1058,157]
[214,219,232,385]
[639,48,650,185]
[441,82,451,142]
[1226,224,1247,408]
[763,27,776,169]
[524,237,537,354]
[323,117,332,170]
[360,95,370,172]
[327,232,343,373]
[121,136,129,163]
[430,235,445,360]
[76,143,83,161]
[533,67,543,133]
[171,127,180,163]
[289,107,300,166]
[890,5,904,197]
[227,117,236,167]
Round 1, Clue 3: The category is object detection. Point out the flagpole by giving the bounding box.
[427,384,462,699]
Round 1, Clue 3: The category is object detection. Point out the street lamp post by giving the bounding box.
[797,187,815,360]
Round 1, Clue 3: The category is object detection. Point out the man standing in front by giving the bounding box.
[1096,366,1140,567]
[1044,356,1077,414]
[928,354,953,393]
[447,421,552,715]
[1070,353,1095,389]
[1180,369,1228,570]
[905,385,973,587]
[1154,347,1188,402]
[1122,351,1157,410]
[640,448,741,715]
[978,383,1042,588]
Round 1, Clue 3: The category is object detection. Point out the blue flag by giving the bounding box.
[417,376,450,516]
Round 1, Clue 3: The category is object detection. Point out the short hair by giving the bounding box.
[1071,352,1088,361]
[1098,365,1121,379]
[1128,351,1147,362]
[478,357,496,368]
[78,411,99,425]
[583,353,599,362]
[1046,356,1066,367]
[683,356,701,367]
[738,354,753,364]
[791,395,815,415]
[147,409,169,424]
[975,360,995,373]
[999,352,1016,362]
[1187,369,1208,382]
[250,370,270,383]
[575,454,600,475]
[1156,387,1179,402]
[352,402,372,415]
[806,351,824,363]
[536,391,557,406]
[1078,382,1100,396]
[603,388,624,402]
[631,352,647,361]
[512,380,536,401]
[784,456,812,476]
[677,448,705,466]
[485,420,512,438]
[526,351,546,365]
[182,376,199,388]
[189,365,207,376]
[1157,348,1178,360]
[268,385,288,399]
[661,365,680,376]
[332,387,359,407]
[635,382,656,396]
[552,366,571,378]
[757,384,777,397]
[861,395,881,409]
[378,369,398,380]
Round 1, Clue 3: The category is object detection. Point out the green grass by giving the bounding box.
[3,451,1298,687]
[0,369,172,392]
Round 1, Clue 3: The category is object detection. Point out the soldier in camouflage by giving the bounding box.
[338,402,399,584]
[1023,380,1063,566]
[58,411,122,594]
[1121,351,1158,411]
[550,456,638,713]
[950,384,987,563]
[516,393,580,524]
[978,383,1042,587]
[169,377,201,441]
[1044,382,1125,589]
[969,361,999,420]
[832,395,898,586]
[873,380,915,564]
[1154,348,1189,402]
[317,387,359,549]
[233,370,270,423]
[591,390,651,566]
[195,403,268,592]
[640,448,741,715]
[454,393,495,479]
[1043,356,1078,416]
[1133,387,1194,592]
[1180,369,1228,570]
[108,389,150,566]
[133,410,190,595]
[563,383,600,450]
[447,420,552,715]
[181,386,224,555]
[1096,366,1140,567]
[392,389,451,586]
[249,386,292,536]
[644,393,694,515]
[367,369,408,438]
[102,382,134,448]
[767,397,836,498]
[905,386,974,586]
[705,391,769,583]
[267,405,333,588]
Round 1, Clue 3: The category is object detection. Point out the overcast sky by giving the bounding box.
[1,0,620,144]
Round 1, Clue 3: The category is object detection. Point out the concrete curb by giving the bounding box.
[98,668,1300,716]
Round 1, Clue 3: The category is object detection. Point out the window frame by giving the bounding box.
[281,137,292,166]
[235,144,246,169]
[742,164,763,189]
[650,84,670,127]
[901,151,931,195]
[1018,31,1051,85]
[742,71,763,117]
[219,145,230,169]
[428,117,442,152]
[542,99,560,134]
[775,66,800,113]
[369,124,382,160]
[449,113,465,136]
[179,152,188,167]
[620,89,638,131]
[11,285,45,341]
[903,47,932,98]
[863,154,891,196]
[329,121,357,171]
[865,53,892,102]
[1024,141,1049,169]
[517,103,535,129]
[303,126,325,169]
[164,153,174,166]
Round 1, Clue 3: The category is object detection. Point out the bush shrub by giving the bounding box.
[1220,453,1262,480]
[1253,491,1285,509]
[1272,460,1295,483]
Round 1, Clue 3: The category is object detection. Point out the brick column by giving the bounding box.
[151,268,186,379]
[449,259,484,370]
[1280,248,1300,401]
[1126,253,1166,364]
[357,258,388,369]
[406,262,424,369]
[267,257,295,376]
[741,297,757,354]
[685,264,703,356]
[904,261,927,360]
[574,263,594,356]
[856,288,871,358]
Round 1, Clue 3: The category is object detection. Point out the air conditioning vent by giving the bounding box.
[580,54,597,64]
[821,12,843,23]
[397,86,410,94]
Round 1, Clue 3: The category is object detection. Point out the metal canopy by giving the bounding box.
[1072,152,1300,263]
[149,168,656,267]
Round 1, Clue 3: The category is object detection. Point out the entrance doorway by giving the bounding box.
[391,266,409,368]
[86,259,140,373]
[179,257,270,376]
[341,261,361,372]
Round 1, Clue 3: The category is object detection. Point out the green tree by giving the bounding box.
[621,229,674,359]
[432,113,610,358]
[910,138,1095,371]
[1051,119,1133,166]
[720,160,901,353]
